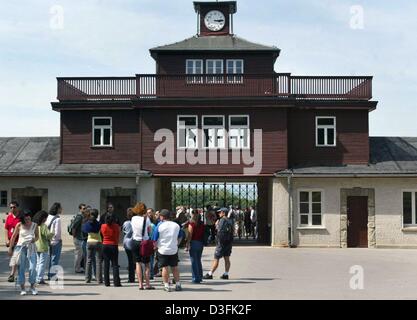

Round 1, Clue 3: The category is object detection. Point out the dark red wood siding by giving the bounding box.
[141,107,287,175]
[61,110,140,164]
[288,109,369,166]
[156,53,275,75]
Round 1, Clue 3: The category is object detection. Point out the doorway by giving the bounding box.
[20,196,42,215]
[347,196,368,248]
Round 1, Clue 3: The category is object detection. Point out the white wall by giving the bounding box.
[272,177,417,248]
[0,176,160,246]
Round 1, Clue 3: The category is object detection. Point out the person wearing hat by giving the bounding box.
[203,207,234,280]
[152,209,182,292]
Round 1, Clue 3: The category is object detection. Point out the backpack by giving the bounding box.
[217,218,234,244]
[203,224,211,246]
[67,214,81,236]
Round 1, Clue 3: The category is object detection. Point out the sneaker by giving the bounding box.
[164,286,171,292]
[37,280,47,285]
[175,284,182,292]
[8,275,15,282]
[220,274,229,280]
[20,290,27,296]
[203,273,213,280]
[31,288,38,296]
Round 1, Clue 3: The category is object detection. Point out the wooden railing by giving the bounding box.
[57,74,372,101]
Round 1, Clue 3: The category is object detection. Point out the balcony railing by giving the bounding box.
[57,74,373,101]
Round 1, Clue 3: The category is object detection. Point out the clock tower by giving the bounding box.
[194,1,237,36]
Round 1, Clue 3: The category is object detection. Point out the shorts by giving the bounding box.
[214,243,232,259]
[157,252,179,268]
[131,240,151,264]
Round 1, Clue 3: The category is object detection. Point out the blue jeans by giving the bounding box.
[36,252,49,283]
[16,246,37,286]
[48,241,62,279]
[189,240,204,283]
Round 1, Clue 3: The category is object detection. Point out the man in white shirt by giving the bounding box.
[152,209,182,292]
[250,206,257,240]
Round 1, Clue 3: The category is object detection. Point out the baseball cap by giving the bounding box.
[159,209,171,218]
[217,207,228,213]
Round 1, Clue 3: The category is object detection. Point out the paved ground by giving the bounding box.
[1,246,417,300]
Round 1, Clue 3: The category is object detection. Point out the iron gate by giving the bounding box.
[172,182,257,210]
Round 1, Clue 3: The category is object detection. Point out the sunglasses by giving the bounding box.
[10,206,16,209]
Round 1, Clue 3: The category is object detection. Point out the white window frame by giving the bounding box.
[298,189,324,228]
[186,59,203,84]
[177,115,198,149]
[228,115,250,149]
[92,117,112,147]
[202,115,226,149]
[226,59,244,83]
[316,116,336,147]
[206,59,224,84]
[402,190,417,227]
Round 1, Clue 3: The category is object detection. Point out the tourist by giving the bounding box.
[203,207,234,280]
[122,207,135,283]
[46,202,63,280]
[250,206,257,240]
[82,209,103,284]
[8,210,39,296]
[32,210,53,285]
[186,209,205,284]
[205,205,216,244]
[131,202,154,290]
[100,213,121,287]
[100,202,120,225]
[152,209,182,292]
[147,208,157,279]
[4,201,20,282]
[69,203,87,273]
[235,206,244,240]
[244,207,252,239]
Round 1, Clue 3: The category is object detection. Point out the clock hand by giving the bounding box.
[214,19,224,22]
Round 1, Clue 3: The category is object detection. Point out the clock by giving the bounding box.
[204,10,226,32]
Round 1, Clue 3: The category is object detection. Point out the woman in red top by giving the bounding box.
[4,201,20,282]
[186,210,206,284]
[100,214,121,287]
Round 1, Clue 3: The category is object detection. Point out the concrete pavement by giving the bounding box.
[1,246,417,300]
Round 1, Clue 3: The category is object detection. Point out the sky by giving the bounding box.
[0,0,416,137]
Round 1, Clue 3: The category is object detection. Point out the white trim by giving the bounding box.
[92,117,113,147]
[206,59,224,84]
[402,190,417,227]
[297,189,325,228]
[228,115,250,150]
[177,115,198,149]
[186,59,204,84]
[315,116,336,147]
[202,115,226,149]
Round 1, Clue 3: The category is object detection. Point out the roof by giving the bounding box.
[276,137,417,177]
[0,137,150,177]
[193,1,237,14]
[150,35,281,58]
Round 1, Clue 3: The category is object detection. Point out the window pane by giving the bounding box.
[203,116,223,126]
[403,192,412,224]
[178,128,186,148]
[187,128,197,148]
[312,203,321,214]
[179,117,196,126]
[317,128,325,145]
[317,118,334,126]
[327,128,335,145]
[1,191,7,206]
[300,192,309,202]
[300,215,309,225]
[300,203,309,214]
[94,118,111,126]
[312,192,321,202]
[103,129,111,145]
[93,129,101,145]
[230,116,248,126]
[312,215,322,226]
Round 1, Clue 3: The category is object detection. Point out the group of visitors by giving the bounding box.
[4,200,249,295]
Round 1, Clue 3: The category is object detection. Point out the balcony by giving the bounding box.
[57,74,373,102]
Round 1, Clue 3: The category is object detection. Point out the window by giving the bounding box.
[299,190,322,227]
[202,116,225,149]
[186,59,203,84]
[0,191,7,207]
[226,59,244,83]
[229,115,250,149]
[403,191,417,225]
[92,117,112,147]
[206,59,223,84]
[177,115,198,149]
[316,117,336,147]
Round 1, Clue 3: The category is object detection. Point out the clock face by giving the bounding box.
[204,10,226,32]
